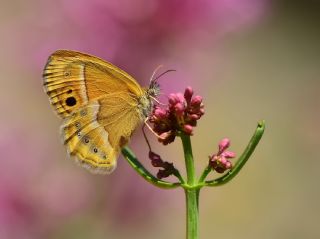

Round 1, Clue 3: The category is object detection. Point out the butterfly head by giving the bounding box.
[146,68,176,99]
[139,68,175,119]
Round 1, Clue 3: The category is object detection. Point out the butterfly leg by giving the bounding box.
[144,118,166,141]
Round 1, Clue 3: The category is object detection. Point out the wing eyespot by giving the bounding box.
[64,71,71,77]
[84,137,90,144]
[66,97,77,106]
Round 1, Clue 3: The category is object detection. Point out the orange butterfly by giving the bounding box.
[43,50,160,174]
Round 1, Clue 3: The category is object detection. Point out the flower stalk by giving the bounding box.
[181,133,199,239]
[120,87,265,239]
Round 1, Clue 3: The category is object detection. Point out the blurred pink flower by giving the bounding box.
[1,1,270,235]
[103,162,171,225]
[0,182,36,239]
[13,0,269,88]
[0,128,95,238]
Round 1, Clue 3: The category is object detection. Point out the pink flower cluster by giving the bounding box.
[150,87,204,144]
[209,138,236,173]
[149,151,176,179]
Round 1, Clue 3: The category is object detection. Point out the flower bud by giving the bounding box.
[225,161,232,169]
[158,131,175,145]
[215,167,225,173]
[183,125,193,135]
[176,93,185,103]
[154,108,167,119]
[191,95,202,106]
[168,94,178,105]
[189,114,200,120]
[149,151,164,167]
[174,103,185,116]
[157,169,168,179]
[222,151,236,159]
[150,87,204,145]
[218,138,230,153]
[220,157,227,164]
[184,86,193,102]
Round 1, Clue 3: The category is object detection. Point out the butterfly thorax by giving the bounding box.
[138,81,160,119]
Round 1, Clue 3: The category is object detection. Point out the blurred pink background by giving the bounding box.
[1,0,320,238]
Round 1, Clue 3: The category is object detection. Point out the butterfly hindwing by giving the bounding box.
[60,95,142,174]
[60,102,116,173]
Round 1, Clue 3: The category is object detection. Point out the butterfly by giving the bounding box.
[43,50,160,174]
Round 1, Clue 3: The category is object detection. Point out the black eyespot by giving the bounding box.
[67,89,73,94]
[93,148,98,153]
[77,132,81,137]
[84,137,89,143]
[66,97,77,106]
[64,71,71,77]
[75,122,81,128]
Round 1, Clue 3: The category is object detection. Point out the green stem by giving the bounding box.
[121,147,180,189]
[198,164,212,184]
[173,169,186,185]
[181,134,196,185]
[181,134,199,239]
[185,189,199,239]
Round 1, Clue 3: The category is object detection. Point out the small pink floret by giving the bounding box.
[223,151,236,158]
[191,95,203,106]
[175,103,185,115]
[220,157,227,164]
[219,138,230,152]
[226,162,232,169]
[176,93,185,103]
[168,94,178,104]
[183,125,193,135]
[154,108,167,118]
[190,114,200,120]
[184,86,193,101]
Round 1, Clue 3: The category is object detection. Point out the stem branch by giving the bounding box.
[205,120,265,187]
[121,147,180,189]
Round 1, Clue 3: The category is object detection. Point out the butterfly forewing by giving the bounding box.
[43,50,143,118]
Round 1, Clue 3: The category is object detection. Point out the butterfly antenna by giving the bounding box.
[152,69,176,83]
[150,65,164,83]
